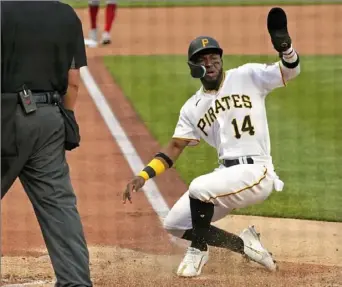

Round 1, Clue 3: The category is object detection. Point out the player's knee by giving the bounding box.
[164,227,186,238]
[163,218,184,238]
[188,177,208,200]
[163,213,177,231]
[106,0,117,4]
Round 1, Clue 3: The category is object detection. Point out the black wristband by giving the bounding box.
[281,54,300,69]
[155,152,173,168]
[143,166,156,179]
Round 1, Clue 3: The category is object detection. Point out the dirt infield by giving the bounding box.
[1,5,342,287]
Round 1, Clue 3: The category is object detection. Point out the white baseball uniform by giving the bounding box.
[163,59,300,237]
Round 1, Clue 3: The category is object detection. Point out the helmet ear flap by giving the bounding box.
[187,61,206,78]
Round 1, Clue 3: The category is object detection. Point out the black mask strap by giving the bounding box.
[188,61,206,78]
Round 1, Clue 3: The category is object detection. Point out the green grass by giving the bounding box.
[63,0,342,9]
[103,54,342,222]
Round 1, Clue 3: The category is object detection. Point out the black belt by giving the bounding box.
[28,92,62,104]
[223,157,254,168]
[1,91,61,105]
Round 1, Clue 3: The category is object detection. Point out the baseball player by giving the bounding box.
[123,7,300,277]
[86,0,117,46]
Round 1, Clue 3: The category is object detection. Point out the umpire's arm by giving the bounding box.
[64,16,87,111]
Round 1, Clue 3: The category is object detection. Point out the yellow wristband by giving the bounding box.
[138,170,149,181]
[149,158,166,175]
[138,158,167,180]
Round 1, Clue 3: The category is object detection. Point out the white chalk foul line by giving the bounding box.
[80,67,186,247]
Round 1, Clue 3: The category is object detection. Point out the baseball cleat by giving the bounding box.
[176,246,209,277]
[101,31,111,45]
[239,225,277,272]
[89,28,98,42]
[84,29,98,48]
[84,38,98,48]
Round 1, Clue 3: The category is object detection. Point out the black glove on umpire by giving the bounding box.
[267,7,292,55]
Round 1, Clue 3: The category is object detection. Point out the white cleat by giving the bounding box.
[176,247,209,277]
[239,225,277,272]
[89,28,98,42]
[84,38,98,48]
[84,29,98,48]
[101,31,111,45]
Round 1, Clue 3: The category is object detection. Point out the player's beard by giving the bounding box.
[201,68,224,91]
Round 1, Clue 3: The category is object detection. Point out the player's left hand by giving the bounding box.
[267,7,292,53]
[122,176,146,204]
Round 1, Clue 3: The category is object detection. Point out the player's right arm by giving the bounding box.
[246,46,300,95]
[251,7,301,95]
[159,138,190,163]
[123,104,200,204]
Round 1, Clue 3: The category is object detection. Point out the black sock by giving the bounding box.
[189,197,214,251]
[182,225,245,254]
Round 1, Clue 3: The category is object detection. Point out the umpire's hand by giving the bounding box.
[122,176,146,204]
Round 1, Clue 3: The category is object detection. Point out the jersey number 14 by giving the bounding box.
[231,115,255,139]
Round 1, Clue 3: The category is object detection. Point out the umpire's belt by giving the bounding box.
[1,92,62,105]
[27,92,61,104]
[222,156,254,168]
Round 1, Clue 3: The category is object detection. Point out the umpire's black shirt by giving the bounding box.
[1,1,87,94]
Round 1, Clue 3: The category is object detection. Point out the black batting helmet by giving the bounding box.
[187,36,223,78]
[188,36,223,61]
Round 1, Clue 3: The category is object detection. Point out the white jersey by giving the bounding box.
[173,62,291,163]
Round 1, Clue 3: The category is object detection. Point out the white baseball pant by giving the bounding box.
[163,161,283,238]
[88,0,117,5]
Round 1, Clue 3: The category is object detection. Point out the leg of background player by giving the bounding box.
[88,1,100,43]
[102,1,118,45]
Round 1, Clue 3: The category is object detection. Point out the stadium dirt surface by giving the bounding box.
[1,5,342,287]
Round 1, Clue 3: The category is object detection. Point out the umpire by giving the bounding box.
[1,1,92,286]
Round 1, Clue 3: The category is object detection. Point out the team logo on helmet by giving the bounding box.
[201,38,209,47]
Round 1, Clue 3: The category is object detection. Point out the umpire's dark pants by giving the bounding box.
[2,103,92,287]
